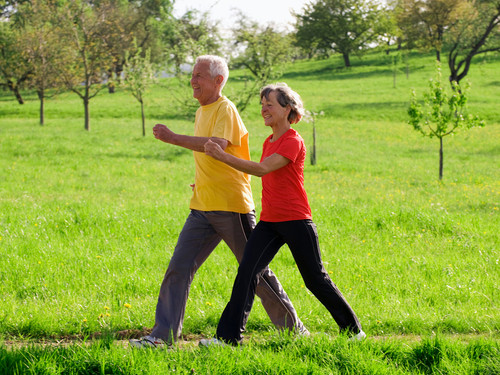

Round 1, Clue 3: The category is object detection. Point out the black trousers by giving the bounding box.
[216,219,362,344]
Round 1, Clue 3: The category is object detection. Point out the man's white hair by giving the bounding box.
[196,55,229,89]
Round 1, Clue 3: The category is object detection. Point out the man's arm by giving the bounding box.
[153,124,228,152]
[204,139,289,177]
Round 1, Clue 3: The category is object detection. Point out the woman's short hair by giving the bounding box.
[260,83,305,124]
[196,55,229,89]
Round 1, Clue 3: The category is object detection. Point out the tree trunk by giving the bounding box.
[141,99,145,137]
[393,57,397,89]
[310,122,317,165]
[439,137,443,180]
[436,49,441,62]
[37,89,45,126]
[84,97,90,131]
[342,52,351,67]
[7,80,24,104]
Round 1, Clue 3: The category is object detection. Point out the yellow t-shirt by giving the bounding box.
[190,96,254,213]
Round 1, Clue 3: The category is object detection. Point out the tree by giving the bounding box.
[161,9,223,117]
[0,21,31,104]
[165,9,222,75]
[121,44,157,136]
[408,62,484,180]
[95,0,175,93]
[303,110,324,165]
[395,0,466,61]
[446,0,500,85]
[0,0,30,18]
[16,0,65,125]
[229,15,295,111]
[294,0,387,67]
[57,1,116,131]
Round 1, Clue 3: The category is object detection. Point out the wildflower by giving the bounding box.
[104,306,110,310]
[124,303,132,308]
[206,302,212,306]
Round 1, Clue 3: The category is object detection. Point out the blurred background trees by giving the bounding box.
[1,0,498,128]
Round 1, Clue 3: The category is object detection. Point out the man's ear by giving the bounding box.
[216,75,224,85]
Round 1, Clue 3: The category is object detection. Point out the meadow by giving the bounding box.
[0,51,498,374]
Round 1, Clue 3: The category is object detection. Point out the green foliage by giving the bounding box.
[122,43,157,136]
[0,19,31,104]
[294,0,388,66]
[394,0,467,60]
[408,66,484,138]
[446,0,500,84]
[228,16,295,112]
[165,9,222,74]
[408,62,484,179]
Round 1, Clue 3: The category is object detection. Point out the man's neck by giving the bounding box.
[198,93,222,106]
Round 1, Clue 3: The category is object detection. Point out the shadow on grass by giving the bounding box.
[106,147,191,162]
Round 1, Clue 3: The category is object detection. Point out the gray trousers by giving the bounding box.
[150,209,307,342]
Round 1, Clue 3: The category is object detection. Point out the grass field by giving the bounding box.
[0,51,498,374]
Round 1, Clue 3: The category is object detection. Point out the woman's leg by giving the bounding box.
[279,220,362,334]
[216,221,284,344]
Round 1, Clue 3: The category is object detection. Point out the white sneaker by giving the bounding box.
[349,331,367,342]
[199,337,227,347]
[129,335,166,348]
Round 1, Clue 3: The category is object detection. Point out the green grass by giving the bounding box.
[1,335,499,374]
[0,51,499,373]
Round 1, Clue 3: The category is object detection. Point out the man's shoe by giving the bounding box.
[129,335,166,348]
[199,337,227,347]
[348,331,367,342]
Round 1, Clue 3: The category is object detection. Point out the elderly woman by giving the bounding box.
[202,83,365,346]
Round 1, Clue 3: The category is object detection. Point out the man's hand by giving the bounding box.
[153,124,176,143]
[204,139,225,161]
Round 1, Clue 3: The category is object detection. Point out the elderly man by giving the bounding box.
[130,55,307,348]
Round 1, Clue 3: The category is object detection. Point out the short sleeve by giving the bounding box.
[276,135,302,163]
[212,102,246,146]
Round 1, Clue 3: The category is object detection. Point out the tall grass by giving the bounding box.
[0,51,498,373]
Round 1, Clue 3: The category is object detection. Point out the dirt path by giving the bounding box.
[2,331,497,351]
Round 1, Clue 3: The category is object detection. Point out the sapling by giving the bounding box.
[408,62,484,180]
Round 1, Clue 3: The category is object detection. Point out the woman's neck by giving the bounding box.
[270,122,291,142]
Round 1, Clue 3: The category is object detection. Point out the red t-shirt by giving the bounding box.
[260,128,312,222]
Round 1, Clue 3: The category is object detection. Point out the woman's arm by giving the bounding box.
[204,139,289,177]
[153,124,228,152]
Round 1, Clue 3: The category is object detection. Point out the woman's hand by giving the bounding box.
[204,139,225,161]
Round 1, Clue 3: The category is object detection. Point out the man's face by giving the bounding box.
[190,61,219,105]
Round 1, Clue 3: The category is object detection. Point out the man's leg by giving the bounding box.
[150,210,221,343]
[207,211,308,334]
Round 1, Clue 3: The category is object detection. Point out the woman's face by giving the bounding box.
[261,91,289,127]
